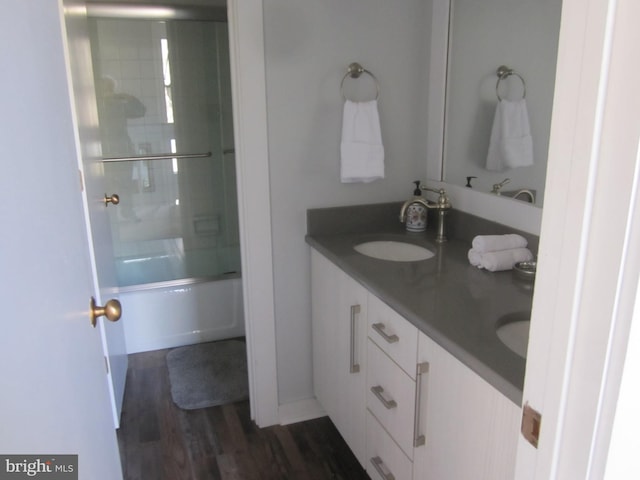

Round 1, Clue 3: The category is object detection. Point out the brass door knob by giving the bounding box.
[90,297,122,328]
[104,193,120,206]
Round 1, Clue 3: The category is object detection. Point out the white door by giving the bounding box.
[0,1,123,478]
[62,0,128,426]
[514,0,640,477]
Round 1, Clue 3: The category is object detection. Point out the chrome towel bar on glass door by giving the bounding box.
[102,151,212,163]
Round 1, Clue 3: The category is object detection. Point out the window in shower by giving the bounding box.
[89,16,240,287]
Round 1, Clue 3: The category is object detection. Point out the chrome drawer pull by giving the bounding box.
[350,305,361,373]
[372,323,399,343]
[371,385,397,409]
[370,456,395,480]
[413,361,430,447]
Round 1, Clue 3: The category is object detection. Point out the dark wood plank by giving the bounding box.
[117,345,370,480]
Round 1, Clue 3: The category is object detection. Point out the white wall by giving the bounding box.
[263,0,432,403]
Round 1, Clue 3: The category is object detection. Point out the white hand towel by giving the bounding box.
[478,247,534,272]
[486,99,533,171]
[472,234,528,253]
[340,100,385,183]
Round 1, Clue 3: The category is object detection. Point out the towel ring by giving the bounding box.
[340,62,380,101]
[495,65,526,101]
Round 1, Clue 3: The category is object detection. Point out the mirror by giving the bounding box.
[440,0,563,207]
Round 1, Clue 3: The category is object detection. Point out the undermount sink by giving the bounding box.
[353,240,435,262]
[496,311,531,358]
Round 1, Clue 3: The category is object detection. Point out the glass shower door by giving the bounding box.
[89,17,240,287]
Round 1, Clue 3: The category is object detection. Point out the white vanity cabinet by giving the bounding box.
[412,332,521,480]
[311,248,521,480]
[311,250,368,466]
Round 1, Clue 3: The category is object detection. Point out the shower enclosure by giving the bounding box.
[88,6,244,352]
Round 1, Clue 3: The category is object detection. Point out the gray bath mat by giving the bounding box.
[166,339,249,410]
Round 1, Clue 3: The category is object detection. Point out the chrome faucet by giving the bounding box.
[423,187,452,243]
[491,178,511,195]
[399,186,452,243]
[399,196,430,220]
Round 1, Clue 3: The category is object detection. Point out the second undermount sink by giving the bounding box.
[496,311,531,358]
[354,240,435,262]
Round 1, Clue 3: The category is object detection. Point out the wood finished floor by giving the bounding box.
[117,347,370,480]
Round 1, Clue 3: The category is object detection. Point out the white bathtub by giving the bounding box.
[119,275,244,353]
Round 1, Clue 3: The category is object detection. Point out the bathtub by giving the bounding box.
[119,275,245,353]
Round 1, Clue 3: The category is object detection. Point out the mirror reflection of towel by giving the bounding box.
[486,99,533,171]
[340,100,385,183]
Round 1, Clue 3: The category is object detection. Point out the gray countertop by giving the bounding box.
[306,226,534,406]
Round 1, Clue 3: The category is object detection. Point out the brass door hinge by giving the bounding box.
[521,402,542,448]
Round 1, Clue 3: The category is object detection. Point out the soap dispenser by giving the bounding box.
[403,181,428,232]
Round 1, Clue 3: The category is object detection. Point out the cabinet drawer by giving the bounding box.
[366,411,413,480]
[368,293,418,378]
[367,340,416,458]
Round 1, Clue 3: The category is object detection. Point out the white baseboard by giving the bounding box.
[278,398,326,425]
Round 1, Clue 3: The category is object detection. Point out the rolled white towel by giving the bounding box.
[479,247,534,272]
[472,234,528,253]
[468,248,483,267]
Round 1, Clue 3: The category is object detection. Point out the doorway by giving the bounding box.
[87,1,253,452]
[88,6,244,353]
[86,0,280,430]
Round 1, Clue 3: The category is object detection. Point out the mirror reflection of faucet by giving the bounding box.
[502,189,536,204]
[489,178,536,203]
[491,178,511,195]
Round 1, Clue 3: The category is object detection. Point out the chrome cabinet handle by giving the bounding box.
[371,385,397,409]
[370,456,395,480]
[372,323,399,343]
[350,304,361,373]
[413,362,430,447]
